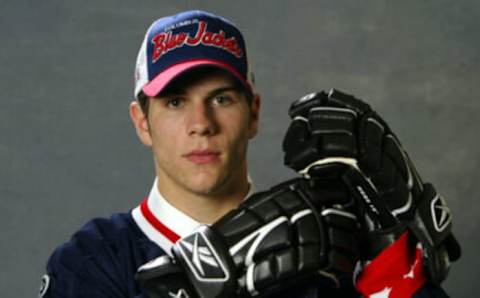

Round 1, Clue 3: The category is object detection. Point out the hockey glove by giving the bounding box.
[283,89,461,284]
[136,177,360,298]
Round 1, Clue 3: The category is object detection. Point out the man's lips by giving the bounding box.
[184,150,220,164]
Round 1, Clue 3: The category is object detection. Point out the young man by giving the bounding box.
[41,10,460,298]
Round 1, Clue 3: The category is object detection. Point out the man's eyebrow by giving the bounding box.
[205,86,241,99]
[157,89,186,99]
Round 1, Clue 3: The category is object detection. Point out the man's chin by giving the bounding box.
[186,176,229,197]
[188,183,223,197]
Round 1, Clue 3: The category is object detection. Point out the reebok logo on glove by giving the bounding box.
[177,231,229,282]
[431,195,451,233]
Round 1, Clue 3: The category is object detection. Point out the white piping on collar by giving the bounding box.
[132,177,255,255]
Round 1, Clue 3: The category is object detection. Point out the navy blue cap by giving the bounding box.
[134,10,253,98]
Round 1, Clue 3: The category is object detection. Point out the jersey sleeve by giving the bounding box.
[43,245,125,297]
[41,216,148,298]
[355,231,450,298]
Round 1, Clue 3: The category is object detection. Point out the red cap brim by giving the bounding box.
[142,59,252,97]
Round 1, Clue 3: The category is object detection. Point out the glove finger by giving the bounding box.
[327,228,361,273]
[288,91,328,118]
[360,118,416,220]
[326,89,372,115]
[383,135,411,187]
[358,114,385,175]
[307,171,353,206]
[382,134,425,209]
[248,256,278,292]
[283,117,320,171]
[405,152,424,197]
[283,117,309,152]
[381,179,412,219]
[369,151,397,194]
[322,208,358,233]
[308,106,357,158]
[322,208,360,272]
[323,208,361,272]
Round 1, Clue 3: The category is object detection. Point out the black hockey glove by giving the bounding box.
[136,177,360,298]
[283,89,461,284]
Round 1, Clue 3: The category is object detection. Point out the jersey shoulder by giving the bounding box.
[42,212,165,297]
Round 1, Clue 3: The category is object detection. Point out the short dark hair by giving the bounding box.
[136,67,253,116]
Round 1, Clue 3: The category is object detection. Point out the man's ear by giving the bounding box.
[248,93,261,139]
[129,101,152,147]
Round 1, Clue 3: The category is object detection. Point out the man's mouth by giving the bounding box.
[184,150,221,164]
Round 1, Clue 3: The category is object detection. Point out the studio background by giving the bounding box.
[1,1,479,297]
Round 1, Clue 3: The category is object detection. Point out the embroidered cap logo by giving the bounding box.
[151,21,244,63]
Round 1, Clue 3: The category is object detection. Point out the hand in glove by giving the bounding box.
[282,89,460,284]
[136,177,360,297]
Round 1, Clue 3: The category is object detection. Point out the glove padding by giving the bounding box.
[136,177,360,297]
[283,89,461,284]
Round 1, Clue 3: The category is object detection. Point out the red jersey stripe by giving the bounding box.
[140,198,181,243]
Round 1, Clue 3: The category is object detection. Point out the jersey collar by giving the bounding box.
[132,177,255,255]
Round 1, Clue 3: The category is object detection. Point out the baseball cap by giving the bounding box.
[134,10,253,99]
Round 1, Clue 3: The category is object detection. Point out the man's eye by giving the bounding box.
[213,95,232,106]
[166,98,184,108]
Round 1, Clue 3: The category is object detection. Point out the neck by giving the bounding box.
[155,170,250,224]
[163,185,249,224]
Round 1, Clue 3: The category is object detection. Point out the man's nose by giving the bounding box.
[188,104,217,136]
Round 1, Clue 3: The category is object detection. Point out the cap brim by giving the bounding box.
[142,59,252,97]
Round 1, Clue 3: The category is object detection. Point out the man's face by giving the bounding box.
[131,71,259,198]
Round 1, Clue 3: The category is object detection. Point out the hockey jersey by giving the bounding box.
[40,180,450,297]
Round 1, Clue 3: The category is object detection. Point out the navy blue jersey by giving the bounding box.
[41,180,450,297]
[42,212,356,297]
[43,213,161,297]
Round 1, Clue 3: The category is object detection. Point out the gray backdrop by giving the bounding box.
[1,0,479,297]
